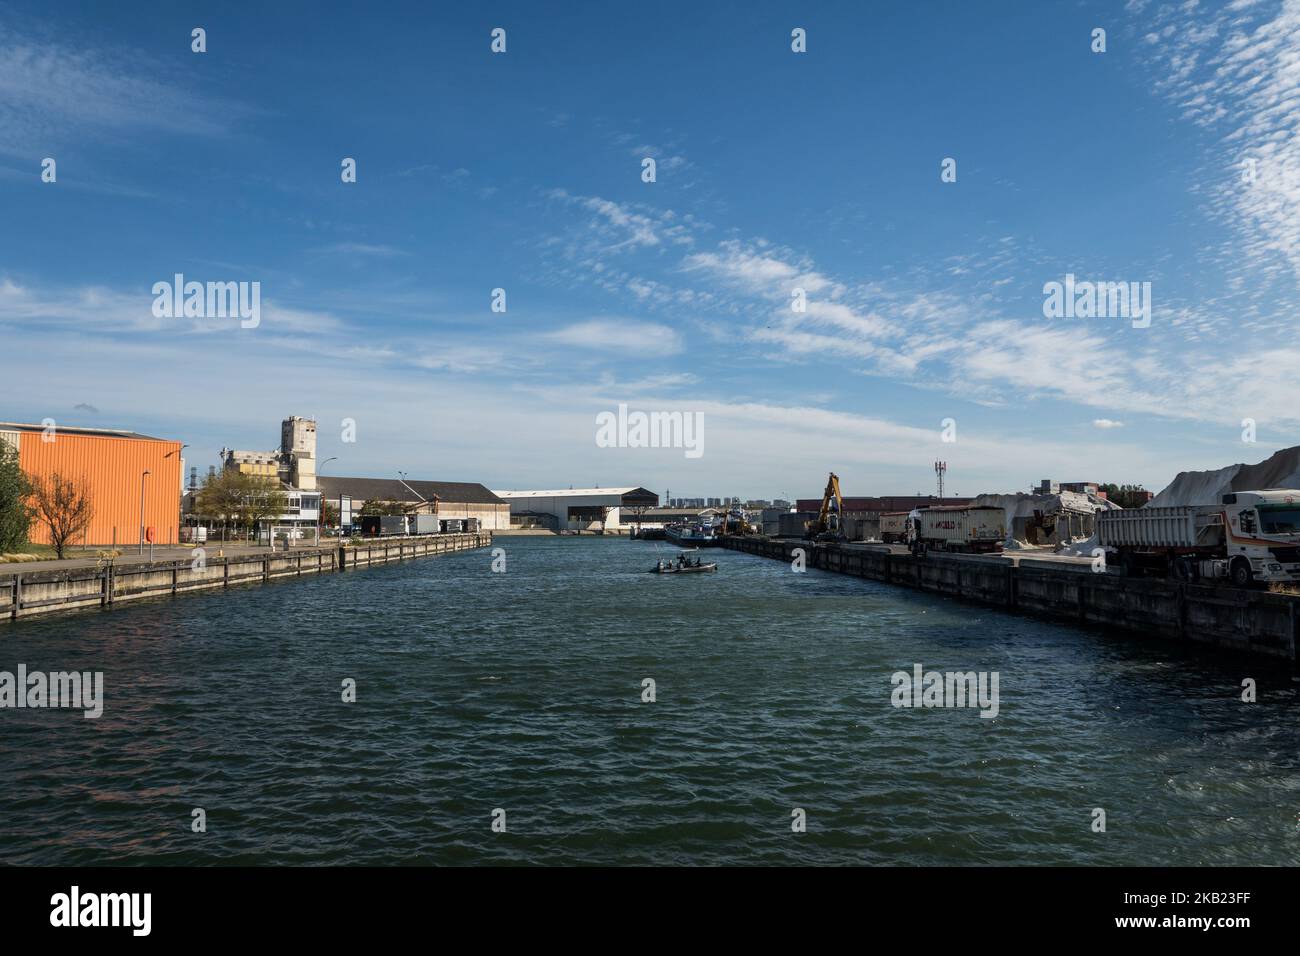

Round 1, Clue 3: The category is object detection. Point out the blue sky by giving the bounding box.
[2,0,1298,499]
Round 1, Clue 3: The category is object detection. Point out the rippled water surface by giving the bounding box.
[3,536,1299,865]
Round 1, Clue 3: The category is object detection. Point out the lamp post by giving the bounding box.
[165,444,188,546]
[316,456,338,546]
[138,470,151,555]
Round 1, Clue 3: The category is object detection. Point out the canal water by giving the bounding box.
[2,535,1298,866]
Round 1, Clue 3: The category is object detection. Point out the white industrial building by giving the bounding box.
[492,487,658,532]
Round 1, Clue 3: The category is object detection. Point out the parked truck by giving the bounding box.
[379,515,409,536]
[879,511,910,543]
[909,505,1004,555]
[410,514,440,535]
[1096,490,1300,586]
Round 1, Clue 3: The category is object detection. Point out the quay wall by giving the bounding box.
[0,533,493,623]
[720,536,1298,662]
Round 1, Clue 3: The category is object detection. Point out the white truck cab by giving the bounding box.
[1218,490,1300,583]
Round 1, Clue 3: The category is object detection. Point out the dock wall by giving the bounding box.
[1,533,493,623]
[721,536,1298,662]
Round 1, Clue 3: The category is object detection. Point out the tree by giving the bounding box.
[194,470,288,540]
[0,443,33,552]
[1099,483,1150,509]
[234,474,288,537]
[194,469,246,541]
[26,471,94,559]
[321,499,339,528]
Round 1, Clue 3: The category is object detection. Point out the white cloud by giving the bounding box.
[543,318,683,356]
[545,189,694,251]
[0,25,251,157]
[1137,0,1300,283]
[1093,419,1125,429]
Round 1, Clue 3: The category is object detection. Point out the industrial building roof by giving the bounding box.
[795,495,975,513]
[625,506,721,518]
[493,487,658,501]
[0,421,173,442]
[317,476,504,504]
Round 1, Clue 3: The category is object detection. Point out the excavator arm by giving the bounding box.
[811,472,844,538]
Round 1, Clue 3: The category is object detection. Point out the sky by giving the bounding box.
[1,0,1297,501]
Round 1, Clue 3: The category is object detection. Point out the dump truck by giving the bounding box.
[879,511,910,543]
[1096,489,1300,586]
[910,505,1004,554]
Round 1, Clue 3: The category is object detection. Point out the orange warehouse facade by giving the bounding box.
[8,426,183,547]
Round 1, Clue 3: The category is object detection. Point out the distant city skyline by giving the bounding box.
[3,1,1298,500]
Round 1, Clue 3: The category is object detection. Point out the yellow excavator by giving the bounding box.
[807,472,847,542]
[718,507,755,536]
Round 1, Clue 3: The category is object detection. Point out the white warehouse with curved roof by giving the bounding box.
[491,487,659,532]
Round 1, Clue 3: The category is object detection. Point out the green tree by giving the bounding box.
[194,470,289,540]
[1099,483,1150,509]
[233,474,288,537]
[194,469,245,541]
[0,443,33,552]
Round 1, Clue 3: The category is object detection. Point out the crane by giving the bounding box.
[808,472,846,541]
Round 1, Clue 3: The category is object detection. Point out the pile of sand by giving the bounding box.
[1150,445,1300,507]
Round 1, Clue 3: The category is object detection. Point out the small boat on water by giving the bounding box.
[649,561,718,574]
[665,521,718,547]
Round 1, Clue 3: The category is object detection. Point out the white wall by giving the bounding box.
[497,494,624,531]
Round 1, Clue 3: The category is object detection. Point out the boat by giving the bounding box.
[665,520,718,547]
[649,561,718,574]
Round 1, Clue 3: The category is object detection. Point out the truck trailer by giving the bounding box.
[380,515,409,536]
[910,505,1004,555]
[879,511,910,543]
[409,514,440,535]
[1096,489,1300,586]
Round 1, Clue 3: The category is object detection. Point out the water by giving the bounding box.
[2,535,1299,866]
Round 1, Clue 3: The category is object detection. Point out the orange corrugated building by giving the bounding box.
[1,422,183,547]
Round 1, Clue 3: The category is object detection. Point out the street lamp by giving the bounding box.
[138,470,151,555]
[165,445,188,546]
[316,456,338,545]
